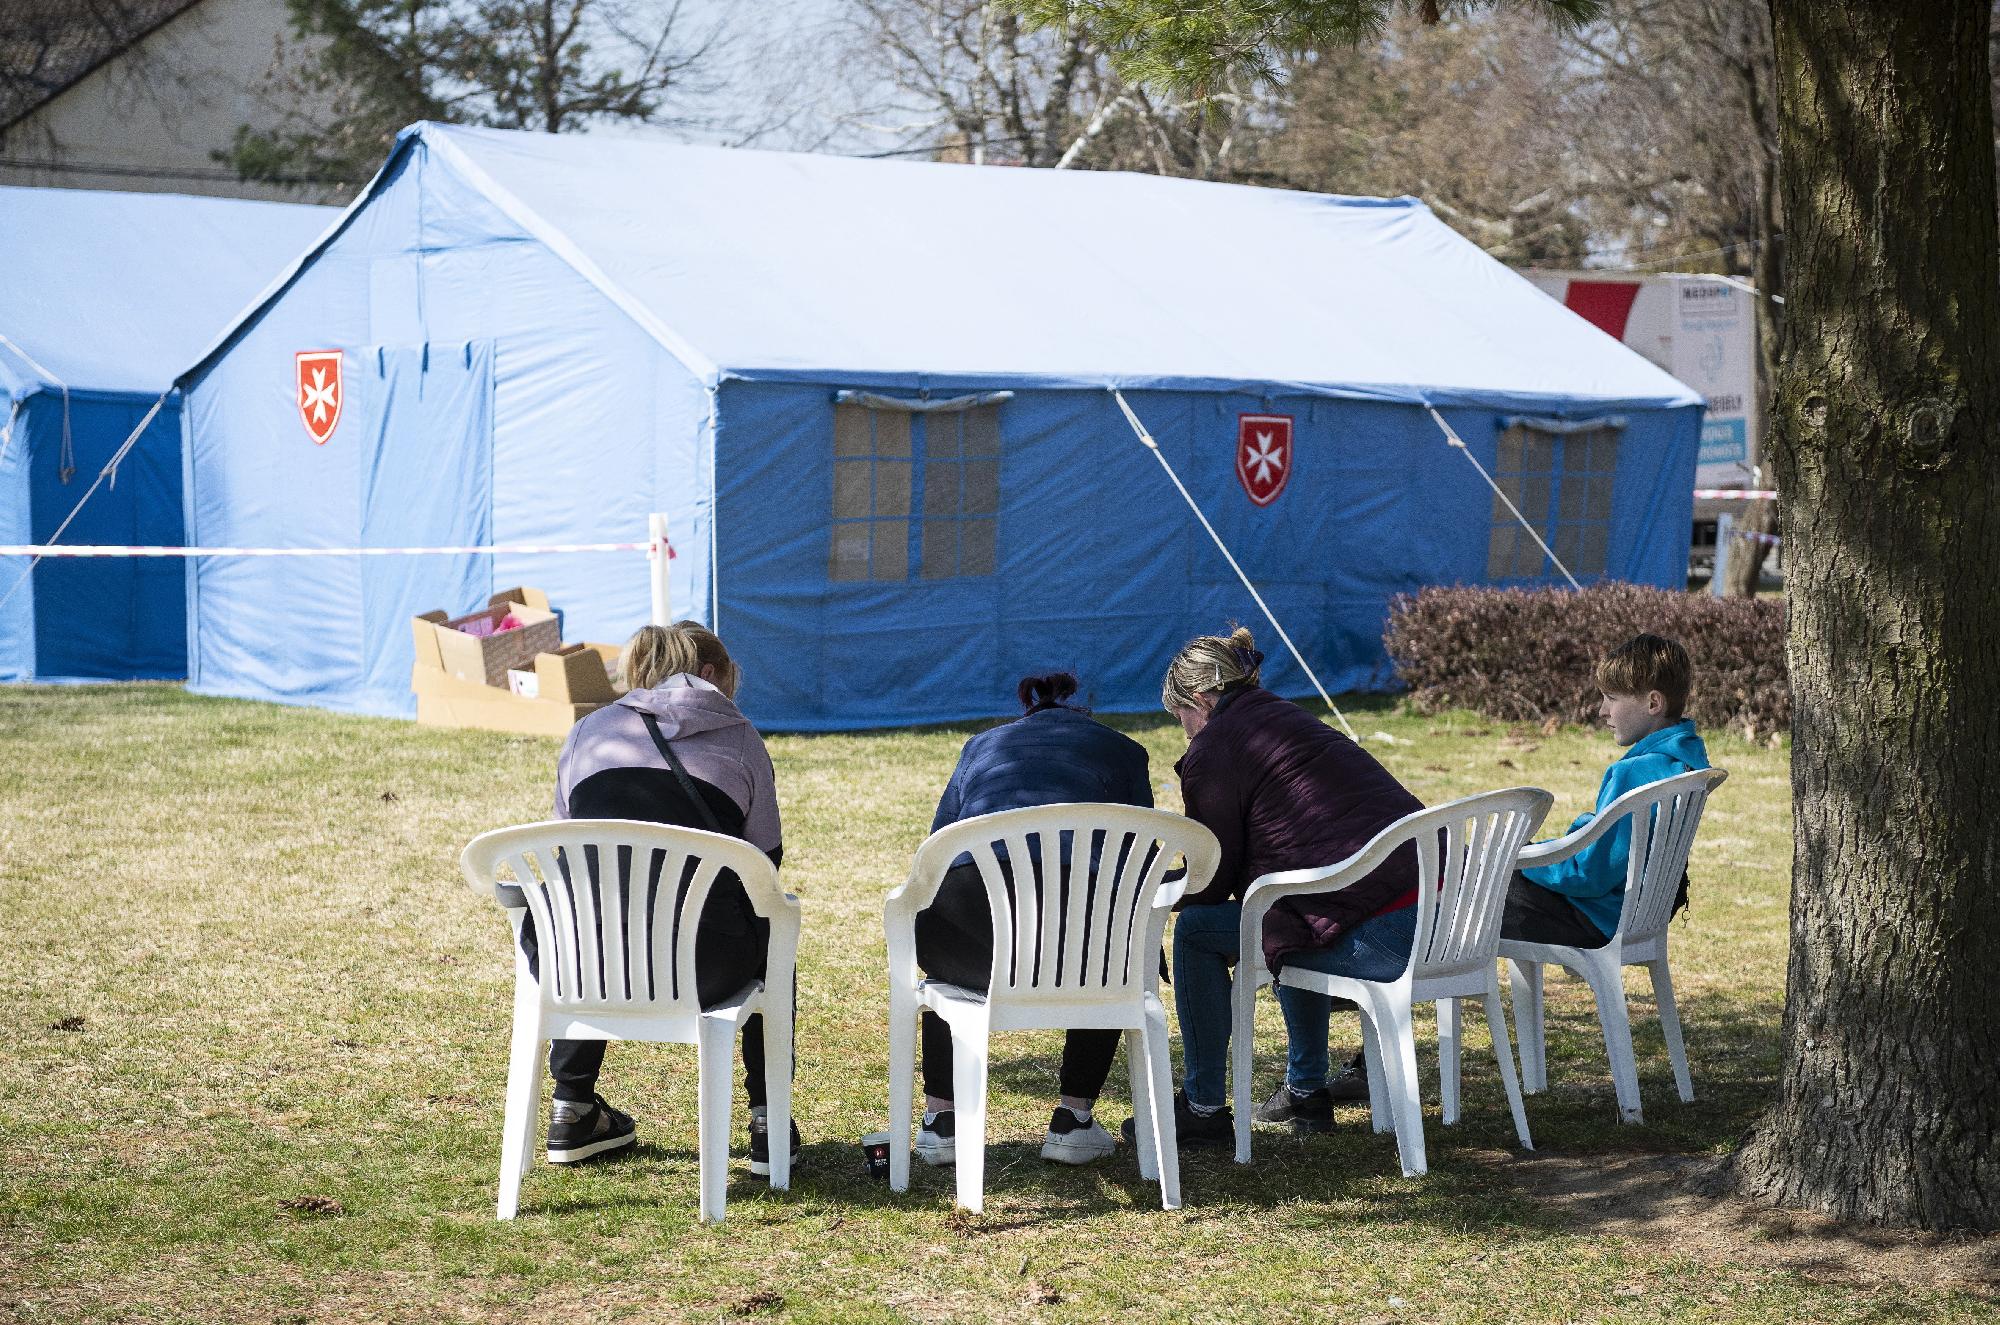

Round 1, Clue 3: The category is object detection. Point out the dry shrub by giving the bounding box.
[1384,584,1789,738]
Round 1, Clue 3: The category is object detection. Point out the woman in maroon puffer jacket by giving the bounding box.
[1142,627,1424,1148]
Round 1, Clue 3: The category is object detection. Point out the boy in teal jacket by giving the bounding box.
[1503,634,1711,947]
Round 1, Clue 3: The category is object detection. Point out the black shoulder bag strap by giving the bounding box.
[640,712,724,835]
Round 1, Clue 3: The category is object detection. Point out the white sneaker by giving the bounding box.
[1040,1107,1116,1165]
[915,1110,956,1166]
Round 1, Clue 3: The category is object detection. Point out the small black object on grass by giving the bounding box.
[859,1130,892,1181]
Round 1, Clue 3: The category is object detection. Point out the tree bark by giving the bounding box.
[1724,498,1776,595]
[1715,1,2000,1229]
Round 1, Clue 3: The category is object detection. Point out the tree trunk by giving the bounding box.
[1724,498,1776,595]
[1716,1,2000,1229]
[1727,18,1784,600]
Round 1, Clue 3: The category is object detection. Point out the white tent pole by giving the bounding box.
[1425,405,1583,592]
[1110,388,1359,742]
[649,513,671,625]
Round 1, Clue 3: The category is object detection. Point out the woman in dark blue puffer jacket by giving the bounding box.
[912,671,1152,1170]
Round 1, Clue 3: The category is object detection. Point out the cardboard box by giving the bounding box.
[411,663,609,737]
[534,641,619,705]
[409,585,623,737]
[414,587,562,688]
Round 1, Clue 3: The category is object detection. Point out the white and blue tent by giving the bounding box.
[179,122,1701,729]
[0,186,332,681]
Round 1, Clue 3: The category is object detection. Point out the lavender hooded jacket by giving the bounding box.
[555,675,782,857]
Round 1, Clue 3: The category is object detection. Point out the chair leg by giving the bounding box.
[1650,959,1694,1103]
[1373,993,1426,1177]
[1358,1016,1392,1134]
[888,987,916,1194]
[1127,1026,1158,1182]
[1507,959,1547,1094]
[1140,1003,1181,1210]
[763,989,795,1192]
[1231,976,1258,1165]
[496,1014,543,1221]
[696,1016,734,1223]
[1580,956,1642,1124]
[1438,996,1462,1127]
[1484,985,1533,1151]
[949,1016,990,1214]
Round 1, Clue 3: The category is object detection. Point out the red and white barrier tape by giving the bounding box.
[1732,529,1782,546]
[0,541,663,558]
[1693,489,1778,500]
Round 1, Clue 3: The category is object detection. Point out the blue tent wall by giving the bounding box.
[183,137,713,714]
[0,387,28,681]
[712,382,1699,730]
[0,389,184,681]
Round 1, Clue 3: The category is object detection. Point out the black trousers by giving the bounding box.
[914,860,1121,1103]
[1500,872,1613,949]
[518,907,772,1106]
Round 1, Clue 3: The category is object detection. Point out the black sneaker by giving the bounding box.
[1119,1090,1234,1149]
[546,1095,637,1164]
[1326,1050,1370,1102]
[915,1110,955,1166]
[748,1114,802,1176]
[1252,1083,1336,1132]
[1040,1106,1116,1164]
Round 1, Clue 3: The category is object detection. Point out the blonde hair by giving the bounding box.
[621,620,739,696]
[1161,626,1262,712]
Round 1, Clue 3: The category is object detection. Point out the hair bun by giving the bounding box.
[1017,670,1080,712]
[1227,626,1256,651]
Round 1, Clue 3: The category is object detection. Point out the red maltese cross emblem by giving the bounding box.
[1236,413,1293,507]
[296,350,343,444]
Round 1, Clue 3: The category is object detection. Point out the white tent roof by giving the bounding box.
[415,123,1698,408]
[0,185,333,398]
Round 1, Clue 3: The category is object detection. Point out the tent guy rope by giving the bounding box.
[1424,405,1584,592]
[1110,388,1359,742]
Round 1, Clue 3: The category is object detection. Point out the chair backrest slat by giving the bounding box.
[1406,790,1551,982]
[462,820,784,1018]
[910,805,1219,1010]
[1614,769,1727,945]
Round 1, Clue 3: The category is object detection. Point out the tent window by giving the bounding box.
[1485,420,1619,581]
[830,401,1001,582]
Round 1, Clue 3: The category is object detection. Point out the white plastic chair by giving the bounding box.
[1501,767,1728,1124]
[1232,788,1553,1177]
[460,818,801,1223]
[884,804,1220,1213]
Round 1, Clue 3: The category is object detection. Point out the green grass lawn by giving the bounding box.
[0,685,1985,1323]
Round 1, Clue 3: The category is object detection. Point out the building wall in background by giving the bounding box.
[0,0,341,203]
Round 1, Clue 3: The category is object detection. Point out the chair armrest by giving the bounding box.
[1516,808,1624,870]
[883,861,948,926]
[1233,841,1382,983]
[1518,768,1727,871]
[494,882,528,910]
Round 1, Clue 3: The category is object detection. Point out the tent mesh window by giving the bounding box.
[1485,419,1620,581]
[830,401,1000,581]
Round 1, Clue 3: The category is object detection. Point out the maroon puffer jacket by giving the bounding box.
[1176,686,1423,969]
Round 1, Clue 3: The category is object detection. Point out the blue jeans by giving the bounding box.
[1172,901,1419,1108]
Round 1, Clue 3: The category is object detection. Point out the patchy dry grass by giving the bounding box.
[0,685,1991,1323]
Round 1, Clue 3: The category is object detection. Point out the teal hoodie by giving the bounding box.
[1519,718,1710,939]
